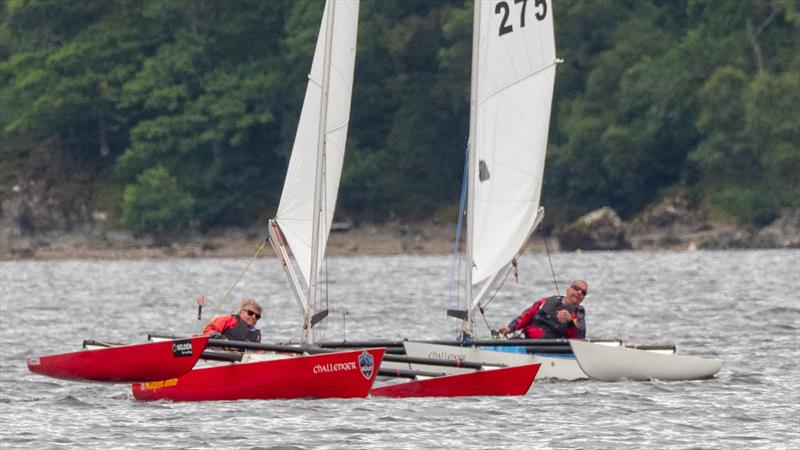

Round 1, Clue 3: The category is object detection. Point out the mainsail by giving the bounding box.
[272,0,359,334]
[465,0,558,316]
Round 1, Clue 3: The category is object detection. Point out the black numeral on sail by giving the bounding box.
[515,0,528,28]
[496,2,512,36]
[534,0,547,21]
[495,0,547,37]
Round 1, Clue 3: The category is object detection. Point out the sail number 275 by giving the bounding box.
[495,0,547,36]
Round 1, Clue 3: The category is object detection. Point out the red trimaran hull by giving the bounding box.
[370,363,540,398]
[132,348,386,401]
[27,336,209,383]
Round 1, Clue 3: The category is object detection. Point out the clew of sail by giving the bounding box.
[467,0,558,313]
[273,0,359,310]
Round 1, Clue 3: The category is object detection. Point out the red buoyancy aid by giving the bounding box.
[508,297,549,338]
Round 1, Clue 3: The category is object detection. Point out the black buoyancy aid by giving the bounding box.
[222,315,262,342]
[534,296,584,338]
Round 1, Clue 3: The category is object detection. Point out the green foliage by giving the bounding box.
[1,0,798,236]
[711,185,779,227]
[120,165,194,243]
[691,68,799,225]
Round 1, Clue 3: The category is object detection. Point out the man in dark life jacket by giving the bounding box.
[202,297,263,342]
[497,280,588,339]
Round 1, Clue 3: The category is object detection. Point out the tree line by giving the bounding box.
[1,0,797,241]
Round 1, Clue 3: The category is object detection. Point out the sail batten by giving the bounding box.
[477,60,559,108]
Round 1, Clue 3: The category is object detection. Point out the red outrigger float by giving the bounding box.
[27,336,209,383]
[371,363,540,398]
[132,348,386,401]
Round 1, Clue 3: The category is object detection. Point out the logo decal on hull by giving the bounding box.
[358,351,375,380]
[142,378,178,390]
[172,339,193,357]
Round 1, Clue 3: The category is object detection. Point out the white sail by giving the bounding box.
[275,0,359,289]
[469,0,557,287]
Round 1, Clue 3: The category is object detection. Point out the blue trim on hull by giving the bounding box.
[482,345,576,359]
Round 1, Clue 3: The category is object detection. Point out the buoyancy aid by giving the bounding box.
[507,296,551,338]
[510,296,586,339]
[222,315,262,342]
[204,314,262,343]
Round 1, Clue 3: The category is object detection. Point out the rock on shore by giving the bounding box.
[556,201,799,252]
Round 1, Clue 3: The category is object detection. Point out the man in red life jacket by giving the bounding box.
[497,280,588,339]
[202,297,263,342]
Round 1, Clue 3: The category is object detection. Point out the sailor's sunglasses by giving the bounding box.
[243,309,261,320]
[570,285,587,296]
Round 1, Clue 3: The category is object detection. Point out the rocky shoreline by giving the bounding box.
[2,208,798,261]
[2,193,798,260]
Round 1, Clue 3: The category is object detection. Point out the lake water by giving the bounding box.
[1,250,798,449]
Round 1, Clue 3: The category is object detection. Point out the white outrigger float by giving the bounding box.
[569,339,722,382]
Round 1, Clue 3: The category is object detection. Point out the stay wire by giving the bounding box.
[480,264,513,311]
[200,236,269,332]
[543,233,560,296]
[476,231,561,335]
[447,150,470,313]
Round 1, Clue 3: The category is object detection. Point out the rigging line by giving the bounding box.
[200,236,269,332]
[447,148,470,312]
[478,306,493,334]
[480,263,513,311]
[543,232,560,296]
[319,195,328,321]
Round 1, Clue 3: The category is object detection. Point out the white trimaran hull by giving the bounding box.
[404,342,585,381]
[404,341,721,381]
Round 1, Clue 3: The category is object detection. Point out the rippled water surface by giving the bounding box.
[1,250,799,449]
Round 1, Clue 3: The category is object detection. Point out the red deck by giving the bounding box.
[27,336,209,383]
[132,348,386,401]
[369,363,540,398]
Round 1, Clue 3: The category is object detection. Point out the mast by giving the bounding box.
[464,0,482,333]
[307,0,337,344]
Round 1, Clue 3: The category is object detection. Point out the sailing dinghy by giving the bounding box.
[401,0,722,382]
[130,0,386,401]
[29,0,385,401]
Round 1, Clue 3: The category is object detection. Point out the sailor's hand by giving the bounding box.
[556,310,571,323]
[197,294,206,305]
[498,325,511,335]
